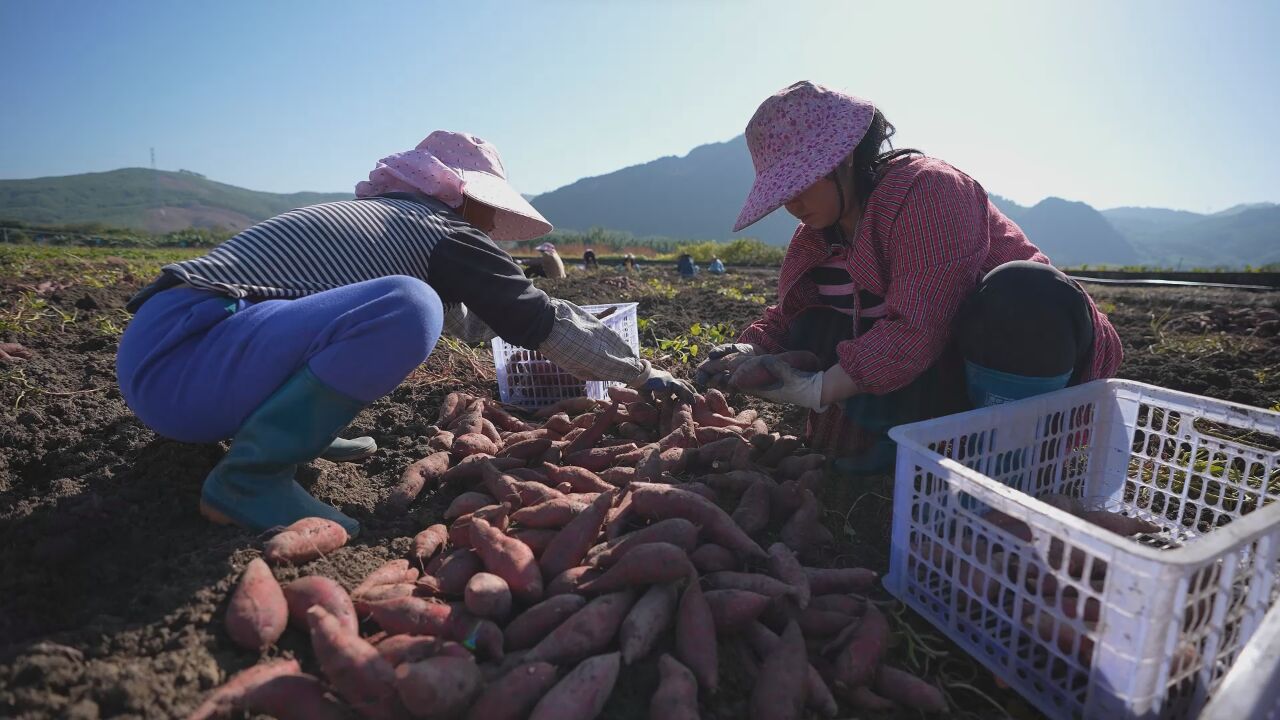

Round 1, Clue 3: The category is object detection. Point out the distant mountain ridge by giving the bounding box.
[529,136,1277,268]
[0,168,351,233]
[2,151,1276,267]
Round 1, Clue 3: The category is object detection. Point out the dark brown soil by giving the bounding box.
[0,258,1275,719]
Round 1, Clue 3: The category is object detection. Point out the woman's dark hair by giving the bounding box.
[827,109,920,237]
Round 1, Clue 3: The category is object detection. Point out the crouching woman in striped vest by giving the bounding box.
[117,131,694,536]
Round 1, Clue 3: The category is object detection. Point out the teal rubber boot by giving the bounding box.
[199,366,364,536]
[320,436,377,462]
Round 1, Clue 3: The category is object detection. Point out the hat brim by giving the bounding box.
[460,170,554,242]
[732,158,833,233]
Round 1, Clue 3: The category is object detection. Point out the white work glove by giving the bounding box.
[632,364,697,403]
[729,355,828,411]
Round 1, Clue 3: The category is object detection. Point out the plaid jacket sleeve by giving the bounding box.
[538,299,647,383]
[836,166,990,394]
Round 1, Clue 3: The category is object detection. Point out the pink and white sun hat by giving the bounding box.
[356,130,553,242]
[733,81,876,232]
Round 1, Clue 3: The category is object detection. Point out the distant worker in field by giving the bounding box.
[537,241,567,278]
[116,131,694,536]
[708,256,726,274]
[622,253,638,273]
[696,81,1122,475]
[583,248,598,270]
[676,252,699,279]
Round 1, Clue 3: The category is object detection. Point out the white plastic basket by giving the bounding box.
[491,302,639,409]
[884,379,1280,720]
[1199,597,1280,720]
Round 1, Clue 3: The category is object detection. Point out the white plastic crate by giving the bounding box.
[491,302,639,409]
[1199,597,1280,720]
[884,379,1280,720]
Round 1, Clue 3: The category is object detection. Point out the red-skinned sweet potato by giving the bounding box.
[483,400,534,433]
[834,602,888,688]
[563,401,620,457]
[237,673,348,720]
[705,469,774,495]
[681,482,719,502]
[426,429,455,453]
[781,489,834,556]
[703,571,801,600]
[441,454,522,484]
[394,656,481,718]
[731,479,772,536]
[225,558,288,651]
[263,518,348,565]
[767,543,810,610]
[283,575,356,634]
[465,572,512,619]
[599,466,636,486]
[497,437,553,460]
[630,483,767,560]
[376,634,464,666]
[874,665,948,713]
[436,392,467,427]
[650,654,699,720]
[418,547,483,598]
[367,597,503,660]
[526,591,636,665]
[467,661,559,720]
[445,492,496,521]
[705,589,771,631]
[453,432,498,461]
[540,490,615,579]
[409,524,449,569]
[504,593,589,651]
[750,620,806,720]
[188,658,302,720]
[534,396,597,419]
[743,622,838,717]
[306,606,403,719]
[511,527,559,557]
[470,516,543,603]
[389,451,451,513]
[690,544,739,574]
[576,542,693,594]
[543,463,616,493]
[776,453,825,479]
[608,386,642,404]
[587,517,700,567]
[619,582,679,664]
[529,652,620,720]
[803,566,878,595]
[449,504,510,548]
[546,565,604,596]
[676,577,718,692]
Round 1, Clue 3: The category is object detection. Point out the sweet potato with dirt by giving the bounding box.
[703,571,801,600]
[750,620,807,720]
[563,401,620,457]
[767,543,810,610]
[705,589,771,631]
[483,401,534,433]
[405,524,448,569]
[504,593,588,651]
[389,451,451,513]
[497,437,552,460]
[188,658,303,720]
[225,558,288,651]
[676,576,718,692]
[630,483,767,560]
[650,654,700,720]
[798,607,856,636]
[417,548,483,597]
[263,517,349,565]
[547,565,604,596]
[449,504,510,548]
[471,516,543,603]
[467,661,559,720]
[376,635,463,666]
[781,489,834,556]
[691,544,739,574]
[394,656,481,719]
[634,444,664,483]
[608,386,642,404]
[437,392,468,427]
[732,479,773,536]
[452,432,498,461]
[535,396,597,419]
[705,469,774,495]
[776,453,825,479]
[874,665,948,713]
[512,498,588,528]
[465,572,512,619]
[587,517,699,567]
[283,575,356,634]
[576,542,693,593]
[427,430,455,453]
[804,566,878,595]
[540,489,615,579]
[479,417,503,445]
[834,601,888,688]
[743,622,837,717]
[367,597,504,660]
[307,606,403,719]
[695,425,743,445]
[499,428,551,447]
[448,409,484,438]
[619,582,679,664]
[681,482,719,502]
[353,583,417,616]
[526,590,636,664]
[511,527,559,557]
[530,652,621,720]
[238,673,349,720]
[599,466,635,486]
[542,463,614,493]
[625,401,660,426]
[441,454,521,484]
[444,492,495,521]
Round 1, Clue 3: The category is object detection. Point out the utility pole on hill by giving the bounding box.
[151,147,164,228]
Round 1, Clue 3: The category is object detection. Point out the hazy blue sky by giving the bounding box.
[1,0,1276,212]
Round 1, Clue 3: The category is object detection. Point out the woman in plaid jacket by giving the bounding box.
[696,82,1121,474]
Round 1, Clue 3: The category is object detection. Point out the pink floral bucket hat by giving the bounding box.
[733,81,876,232]
[356,130,553,242]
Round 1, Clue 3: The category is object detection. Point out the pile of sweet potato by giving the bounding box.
[194,388,948,719]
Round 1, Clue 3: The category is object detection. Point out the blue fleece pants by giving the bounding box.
[116,276,444,444]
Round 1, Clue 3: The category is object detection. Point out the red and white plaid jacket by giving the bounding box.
[738,156,1123,454]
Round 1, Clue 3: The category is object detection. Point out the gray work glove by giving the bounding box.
[694,342,762,390]
[632,365,697,403]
